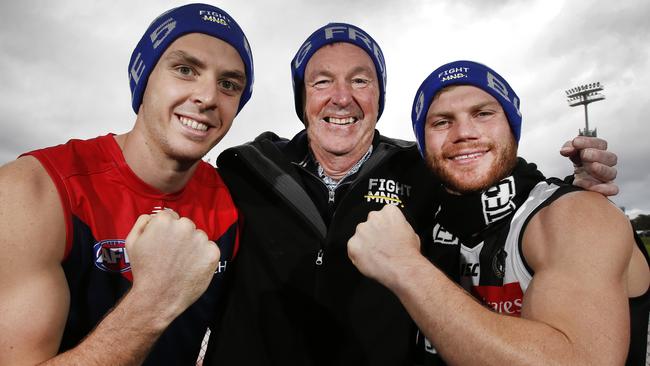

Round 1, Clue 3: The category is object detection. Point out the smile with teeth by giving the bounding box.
[324,116,357,125]
[179,116,209,132]
[452,152,485,161]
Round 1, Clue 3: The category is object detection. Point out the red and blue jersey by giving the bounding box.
[25,134,239,365]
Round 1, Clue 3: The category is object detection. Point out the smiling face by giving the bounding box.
[424,85,518,194]
[303,42,379,161]
[137,33,246,164]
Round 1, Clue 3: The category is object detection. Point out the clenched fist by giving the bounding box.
[348,205,424,290]
[125,209,220,320]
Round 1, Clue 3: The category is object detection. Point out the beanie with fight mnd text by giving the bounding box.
[411,60,522,156]
[290,23,387,123]
[128,3,254,114]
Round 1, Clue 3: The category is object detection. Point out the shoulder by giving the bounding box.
[1,155,58,197]
[523,190,634,273]
[24,135,115,177]
[191,161,238,207]
[373,133,431,180]
[377,132,418,150]
[0,156,67,261]
[217,130,301,171]
[234,131,295,150]
[219,131,291,157]
[534,190,629,235]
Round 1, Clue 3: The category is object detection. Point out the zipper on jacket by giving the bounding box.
[295,165,340,206]
[315,249,324,265]
[327,189,335,204]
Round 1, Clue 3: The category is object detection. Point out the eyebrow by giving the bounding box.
[164,50,206,70]
[349,65,375,77]
[472,101,500,111]
[221,70,246,84]
[429,99,500,117]
[307,65,375,80]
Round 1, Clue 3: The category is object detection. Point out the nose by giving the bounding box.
[330,81,353,107]
[191,77,218,111]
[449,115,480,142]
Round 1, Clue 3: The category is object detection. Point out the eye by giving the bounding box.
[176,65,195,76]
[351,77,370,88]
[219,79,243,93]
[311,79,331,89]
[476,110,494,118]
[430,119,451,130]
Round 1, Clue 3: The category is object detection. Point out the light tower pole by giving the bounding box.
[565,82,605,137]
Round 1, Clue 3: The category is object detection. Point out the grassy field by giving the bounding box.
[642,236,650,255]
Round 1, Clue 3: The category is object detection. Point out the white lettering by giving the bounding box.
[294,41,312,69]
[414,90,425,120]
[424,337,438,354]
[215,260,228,273]
[482,177,516,224]
[324,25,347,40]
[432,223,458,246]
[441,73,467,82]
[437,67,469,79]
[385,179,395,193]
[485,299,522,315]
[512,96,521,116]
[373,43,386,84]
[150,17,176,49]
[486,71,509,101]
[348,27,372,50]
[130,52,145,85]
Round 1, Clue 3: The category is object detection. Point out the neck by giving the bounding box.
[116,128,200,194]
[434,158,545,240]
[311,143,372,181]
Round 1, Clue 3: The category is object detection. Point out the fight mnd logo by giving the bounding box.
[94,240,131,273]
[364,178,411,207]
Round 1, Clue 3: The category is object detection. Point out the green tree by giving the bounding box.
[631,214,650,231]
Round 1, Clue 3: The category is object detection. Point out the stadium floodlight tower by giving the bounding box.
[565,82,605,137]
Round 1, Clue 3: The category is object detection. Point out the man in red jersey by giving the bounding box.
[0,4,253,365]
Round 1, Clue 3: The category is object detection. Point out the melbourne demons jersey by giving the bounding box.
[24,134,239,365]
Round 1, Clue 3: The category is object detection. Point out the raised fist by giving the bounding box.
[125,209,221,319]
[348,205,421,289]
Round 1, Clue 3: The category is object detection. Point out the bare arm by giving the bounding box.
[0,157,220,365]
[348,197,633,366]
[0,156,69,364]
[561,136,618,195]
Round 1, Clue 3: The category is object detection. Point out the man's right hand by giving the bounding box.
[125,209,221,322]
[560,136,618,196]
[348,205,423,291]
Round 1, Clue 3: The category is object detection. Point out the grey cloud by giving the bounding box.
[1,0,648,217]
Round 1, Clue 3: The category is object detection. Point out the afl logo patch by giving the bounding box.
[94,240,131,273]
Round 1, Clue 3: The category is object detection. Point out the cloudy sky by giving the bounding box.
[1,0,648,217]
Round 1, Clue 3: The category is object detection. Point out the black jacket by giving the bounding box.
[206,130,452,366]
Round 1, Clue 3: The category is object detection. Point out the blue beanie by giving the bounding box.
[290,23,387,123]
[411,60,522,155]
[128,3,254,114]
